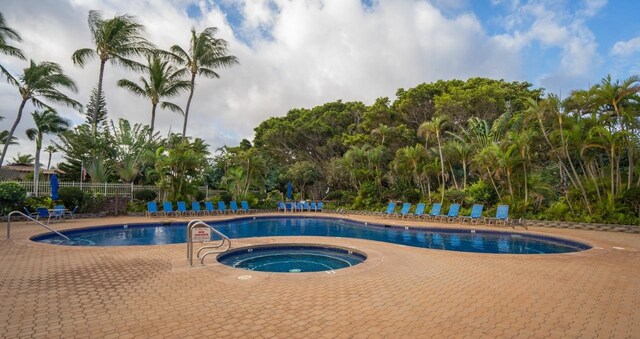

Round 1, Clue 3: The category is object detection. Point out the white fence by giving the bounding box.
[5,181,222,198]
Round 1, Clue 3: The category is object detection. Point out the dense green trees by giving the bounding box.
[225,77,640,224]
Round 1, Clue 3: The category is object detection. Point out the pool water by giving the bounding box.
[31,216,591,254]
[217,244,367,273]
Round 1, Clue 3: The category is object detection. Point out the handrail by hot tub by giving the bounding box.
[186,219,231,266]
[6,210,70,241]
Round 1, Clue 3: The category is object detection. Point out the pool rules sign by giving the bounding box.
[192,226,211,243]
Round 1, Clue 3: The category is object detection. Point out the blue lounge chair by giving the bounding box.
[191,201,206,216]
[395,203,412,218]
[317,202,324,211]
[218,201,228,214]
[35,207,50,222]
[460,204,483,224]
[241,201,255,213]
[146,201,160,217]
[409,203,426,219]
[382,202,397,218]
[424,203,442,220]
[277,201,287,212]
[488,205,510,225]
[49,205,65,223]
[23,207,38,221]
[310,202,318,211]
[205,201,216,215]
[64,206,79,219]
[438,204,460,222]
[163,201,177,217]
[229,201,240,213]
[177,201,189,216]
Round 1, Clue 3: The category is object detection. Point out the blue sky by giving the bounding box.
[1,0,639,164]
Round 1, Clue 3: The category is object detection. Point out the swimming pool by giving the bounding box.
[31,216,591,254]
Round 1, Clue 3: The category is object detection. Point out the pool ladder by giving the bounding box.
[186,220,231,267]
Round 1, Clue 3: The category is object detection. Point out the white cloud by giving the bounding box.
[1,0,607,167]
[611,36,640,57]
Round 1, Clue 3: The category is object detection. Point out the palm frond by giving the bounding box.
[0,64,19,87]
[71,48,97,67]
[0,44,25,60]
[160,101,184,115]
[117,79,147,97]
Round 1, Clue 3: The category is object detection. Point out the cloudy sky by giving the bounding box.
[1,0,639,166]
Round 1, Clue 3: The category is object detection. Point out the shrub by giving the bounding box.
[133,189,157,202]
[0,182,27,214]
[24,196,53,210]
[81,193,105,213]
[127,200,147,212]
[58,187,84,209]
[194,190,206,202]
[467,180,498,206]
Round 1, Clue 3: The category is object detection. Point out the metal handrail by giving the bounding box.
[6,211,70,241]
[186,220,231,266]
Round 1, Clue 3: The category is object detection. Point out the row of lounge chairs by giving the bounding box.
[146,201,255,217]
[277,201,324,212]
[380,202,510,225]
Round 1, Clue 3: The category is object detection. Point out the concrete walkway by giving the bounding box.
[1,213,638,338]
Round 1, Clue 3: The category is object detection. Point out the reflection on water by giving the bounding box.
[34,217,589,254]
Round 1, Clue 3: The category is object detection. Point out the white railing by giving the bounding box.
[3,181,223,198]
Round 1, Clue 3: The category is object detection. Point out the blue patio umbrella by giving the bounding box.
[50,173,59,200]
[286,182,293,200]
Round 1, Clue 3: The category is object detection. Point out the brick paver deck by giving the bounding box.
[1,213,638,338]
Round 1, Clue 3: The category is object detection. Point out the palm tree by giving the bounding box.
[11,153,34,164]
[170,27,238,137]
[0,11,25,61]
[0,130,19,146]
[26,109,71,195]
[592,75,640,189]
[117,53,191,137]
[72,10,152,133]
[418,116,448,203]
[0,60,80,168]
[44,145,57,170]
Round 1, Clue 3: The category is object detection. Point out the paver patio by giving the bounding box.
[1,213,639,338]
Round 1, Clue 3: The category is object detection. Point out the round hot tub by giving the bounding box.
[217,244,367,273]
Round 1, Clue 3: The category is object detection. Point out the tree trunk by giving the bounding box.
[182,73,196,139]
[487,167,501,200]
[0,98,28,169]
[34,143,42,196]
[523,162,528,206]
[47,152,52,170]
[449,163,458,190]
[94,59,107,136]
[150,103,157,138]
[462,160,467,190]
[436,133,445,204]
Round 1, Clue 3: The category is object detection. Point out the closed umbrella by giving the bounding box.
[50,174,59,200]
[286,182,293,200]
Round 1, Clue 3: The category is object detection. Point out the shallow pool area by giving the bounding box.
[31,216,590,254]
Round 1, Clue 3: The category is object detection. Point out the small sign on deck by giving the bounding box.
[191,226,211,243]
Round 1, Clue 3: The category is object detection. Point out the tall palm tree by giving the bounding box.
[0,11,25,61]
[26,109,71,195]
[592,75,640,189]
[44,145,57,170]
[170,27,238,137]
[0,60,80,168]
[117,53,191,137]
[418,116,448,203]
[72,10,152,133]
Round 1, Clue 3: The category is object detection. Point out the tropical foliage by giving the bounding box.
[0,8,638,226]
